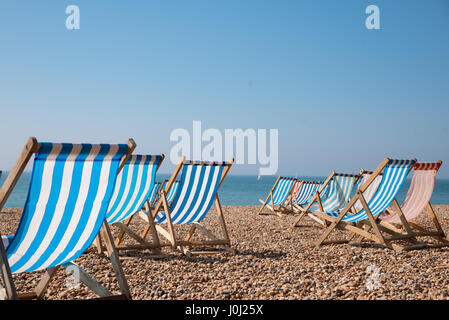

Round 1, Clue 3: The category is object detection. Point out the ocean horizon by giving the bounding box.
[1,172,448,208]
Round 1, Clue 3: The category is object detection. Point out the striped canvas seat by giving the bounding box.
[148,182,162,206]
[154,162,226,225]
[354,171,382,211]
[163,180,180,203]
[318,182,330,199]
[326,160,414,223]
[310,175,357,213]
[259,176,296,215]
[106,155,163,224]
[381,162,442,223]
[271,177,295,206]
[4,142,128,274]
[293,181,319,205]
[147,158,234,254]
[288,180,303,204]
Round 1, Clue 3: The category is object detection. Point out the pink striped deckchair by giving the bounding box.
[380,161,448,244]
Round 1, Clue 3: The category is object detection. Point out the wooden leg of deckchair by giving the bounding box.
[100,222,131,299]
[347,222,363,242]
[391,199,421,247]
[143,202,162,249]
[179,226,197,255]
[160,192,177,248]
[315,200,355,247]
[215,196,233,252]
[94,234,103,254]
[142,217,162,251]
[34,266,59,299]
[427,202,445,236]
[62,262,114,298]
[392,199,415,236]
[315,192,327,227]
[292,210,309,227]
[115,215,134,246]
[0,234,18,300]
[258,196,270,215]
[354,224,372,243]
[141,222,151,240]
[258,177,280,215]
[270,192,276,213]
[407,222,449,244]
[215,196,231,245]
[113,223,162,255]
[357,192,392,248]
[258,200,276,215]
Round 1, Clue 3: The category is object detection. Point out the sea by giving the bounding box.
[1,172,449,208]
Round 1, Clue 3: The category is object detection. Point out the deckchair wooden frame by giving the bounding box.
[94,154,167,258]
[141,157,235,255]
[382,160,448,245]
[284,180,303,214]
[258,176,297,216]
[312,158,428,251]
[286,180,323,214]
[0,137,135,300]
[292,172,361,228]
[289,180,322,210]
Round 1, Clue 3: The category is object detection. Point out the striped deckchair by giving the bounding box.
[258,177,296,216]
[380,161,448,244]
[291,181,321,211]
[0,137,135,300]
[148,182,162,208]
[144,180,179,211]
[312,158,428,251]
[162,179,180,203]
[293,172,360,227]
[282,180,313,214]
[141,157,234,255]
[97,154,164,254]
[353,170,382,211]
[292,181,316,205]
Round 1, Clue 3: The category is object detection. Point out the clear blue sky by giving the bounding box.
[1,1,448,177]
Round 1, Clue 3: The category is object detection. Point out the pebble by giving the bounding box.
[1,205,449,300]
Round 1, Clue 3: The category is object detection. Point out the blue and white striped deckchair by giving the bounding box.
[314,158,424,250]
[292,181,319,206]
[309,175,358,213]
[161,179,180,203]
[106,155,163,224]
[353,170,382,211]
[295,174,359,227]
[0,137,135,300]
[294,181,328,207]
[145,180,179,212]
[258,177,296,215]
[145,157,234,254]
[103,154,164,252]
[318,182,330,199]
[148,182,162,207]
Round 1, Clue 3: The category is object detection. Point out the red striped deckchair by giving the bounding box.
[380,161,448,244]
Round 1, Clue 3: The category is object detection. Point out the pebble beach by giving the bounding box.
[1,205,449,300]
